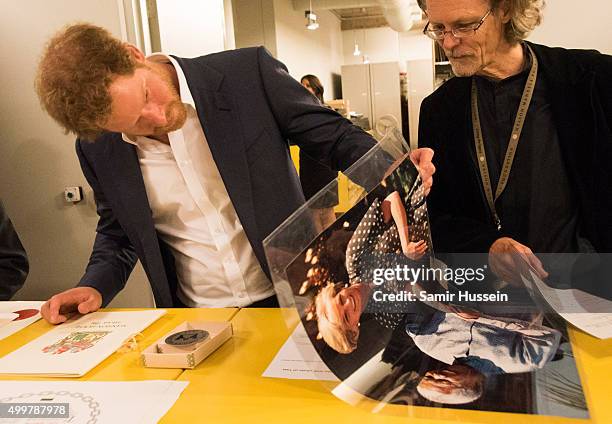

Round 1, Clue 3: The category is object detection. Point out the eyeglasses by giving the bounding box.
[423,9,492,40]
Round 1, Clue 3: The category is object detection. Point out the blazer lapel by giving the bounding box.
[105,139,164,269]
[171,57,262,264]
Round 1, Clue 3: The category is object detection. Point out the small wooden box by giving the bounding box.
[141,321,232,369]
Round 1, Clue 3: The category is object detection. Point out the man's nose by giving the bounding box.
[440,32,460,51]
[142,103,167,126]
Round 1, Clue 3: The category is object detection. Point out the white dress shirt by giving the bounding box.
[406,311,561,374]
[122,54,274,307]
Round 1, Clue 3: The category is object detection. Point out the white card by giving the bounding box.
[0,310,166,376]
[0,380,187,423]
[0,301,44,341]
[262,322,338,381]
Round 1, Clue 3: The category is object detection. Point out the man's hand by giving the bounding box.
[410,148,435,195]
[489,237,548,285]
[41,287,103,324]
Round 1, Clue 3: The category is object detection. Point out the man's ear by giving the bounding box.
[497,0,512,24]
[124,43,146,64]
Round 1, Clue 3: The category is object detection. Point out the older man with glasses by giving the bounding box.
[415,0,612,297]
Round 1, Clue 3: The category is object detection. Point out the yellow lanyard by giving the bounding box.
[470,45,539,231]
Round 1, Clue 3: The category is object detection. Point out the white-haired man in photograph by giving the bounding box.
[417,363,484,405]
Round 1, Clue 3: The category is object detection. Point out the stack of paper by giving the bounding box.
[524,269,612,339]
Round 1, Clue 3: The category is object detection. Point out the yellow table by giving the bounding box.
[163,308,369,423]
[1,307,610,423]
[162,308,612,424]
[0,307,237,382]
[567,330,612,423]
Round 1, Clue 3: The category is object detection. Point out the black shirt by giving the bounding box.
[473,47,580,253]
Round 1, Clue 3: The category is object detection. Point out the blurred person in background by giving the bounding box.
[0,199,28,300]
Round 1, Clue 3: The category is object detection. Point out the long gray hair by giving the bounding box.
[417,0,545,43]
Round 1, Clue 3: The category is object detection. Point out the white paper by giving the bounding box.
[262,322,338,381]
[0,301,44,341]
[524,269,612,339]
[0,380,187,423]
[0,310,166,376]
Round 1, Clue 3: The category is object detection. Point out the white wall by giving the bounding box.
[342,27,432,67]
[0,0,153,306]
[273,1,343,100]
[343,27,400,65]
[399,31,434,61]
[156,0,227,56]
[232,0,278,56]
[341,27,433,145]
[529,0,612,54]
[232,1,346,100]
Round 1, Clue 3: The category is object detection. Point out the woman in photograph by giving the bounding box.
[315,183,429,354]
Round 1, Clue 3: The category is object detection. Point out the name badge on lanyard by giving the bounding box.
[471,44,539,231]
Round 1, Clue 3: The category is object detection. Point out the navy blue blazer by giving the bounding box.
[75,47,376,307]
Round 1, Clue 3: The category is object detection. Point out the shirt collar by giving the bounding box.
[121,52,194,145]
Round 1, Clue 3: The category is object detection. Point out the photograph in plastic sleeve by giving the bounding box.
[285,155,589,419]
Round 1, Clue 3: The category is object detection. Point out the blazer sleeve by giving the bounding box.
[255,47,378,174]
[0,199,28,300]
[76,140,138,306]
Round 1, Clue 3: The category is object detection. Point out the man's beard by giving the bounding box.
[152,99,187,135]
[446,50,481,77]
[149,64,187,135]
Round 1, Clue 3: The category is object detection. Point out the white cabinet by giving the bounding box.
[405,59,435,148]
[341,62,402,139]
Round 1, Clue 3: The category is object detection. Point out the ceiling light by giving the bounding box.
[305,10,319,30]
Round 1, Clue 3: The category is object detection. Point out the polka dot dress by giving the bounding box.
[345,180,433,330]
[346,198,399,284]
[345,198,405,329]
